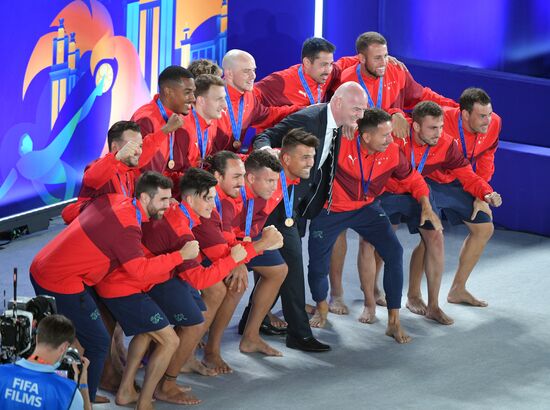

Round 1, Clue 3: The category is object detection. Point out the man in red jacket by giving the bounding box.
[213,50,301,152]
[191,152,284,372]
[30,172,191,404]
[96,168,249,406]
[254,37,341,106]
[370,102,501,326]
[330,31,459,317]
[307,108,442,343]
[410,90,502,308]
[166,74,227,198]
[132,66,196,173]
[62,121,143,224]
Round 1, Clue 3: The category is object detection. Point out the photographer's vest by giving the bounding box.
[0,360,78,409]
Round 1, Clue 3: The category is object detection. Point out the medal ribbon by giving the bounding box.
[178,203,194,229]
[410,127,431,174]
[132,198,142,225]
[225,87,245,146]
[458,114,478,172]
[240,186,254,237]
[298,65,322,104]
[280,170,295,220]
[356,138,375,199]
[356,64,383,108]
[156,98,174,164]
[191,109,209,159]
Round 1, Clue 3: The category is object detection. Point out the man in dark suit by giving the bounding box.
[253,82,369,350]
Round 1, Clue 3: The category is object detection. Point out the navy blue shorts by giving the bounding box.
[244,234,285,268]
[379,192,435,234]
[101,292,170,336]
[427,179,492,225]
[148,278,205,326]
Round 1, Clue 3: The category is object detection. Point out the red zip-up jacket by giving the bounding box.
[331,137,429,212]
[385,131,494,199]
[338,60,458,116]
[95,202,237,297]
[31,195,181,294]
[429,107,501,184]
[214,84,301,152]
[253,57,357,107]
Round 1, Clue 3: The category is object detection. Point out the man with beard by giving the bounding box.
[29,172,194,404]
[329,31,459,317]
[62,121,144,224]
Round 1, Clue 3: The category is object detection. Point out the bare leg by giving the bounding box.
[406,239,428,315]
[447,222,494,307]
[98,304,123,394]
[180,282,226,377]
[155,324,205,405]
[373,252,387,306]
[328,230,349,315]
[204,287,244,374]
[419,229,453,325]
[117,326,179,409]
[240,264,287,356]
[385,309,411,344]
[309,300,329,328]
[357,239,377,324]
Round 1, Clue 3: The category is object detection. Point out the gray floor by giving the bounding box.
[1,217,550,409]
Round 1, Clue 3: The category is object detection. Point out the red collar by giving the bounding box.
[225,83,247,102]
[178,201,202,227]
[153,94,175,117]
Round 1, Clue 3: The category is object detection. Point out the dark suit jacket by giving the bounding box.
[253,104,341,220]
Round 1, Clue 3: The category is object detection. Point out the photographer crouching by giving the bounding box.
[0,314,91,409]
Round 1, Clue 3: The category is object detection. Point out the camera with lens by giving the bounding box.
[0,295,57,363]
[56,347,83,382]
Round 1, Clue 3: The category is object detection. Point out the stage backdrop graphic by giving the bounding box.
[0,0,228,221]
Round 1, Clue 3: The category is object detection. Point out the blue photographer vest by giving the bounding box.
[0,360,78,409]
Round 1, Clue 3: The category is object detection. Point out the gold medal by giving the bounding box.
[243,236,252,242]
[285,217,294,227]
[233,140,241,150]
[168,159,175,169]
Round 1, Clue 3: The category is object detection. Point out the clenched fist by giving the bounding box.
[230,244,247,263]
[115,140,142,165]
[179,240,200,260]
[162,113,184,134]
[262,225,284,250]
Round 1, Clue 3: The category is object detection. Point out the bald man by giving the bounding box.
[253,82,368,351]
[214,49,301,153]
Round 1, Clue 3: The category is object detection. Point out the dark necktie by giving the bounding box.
[326,128,339,212]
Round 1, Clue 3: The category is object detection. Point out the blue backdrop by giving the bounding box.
[228,0,550,235]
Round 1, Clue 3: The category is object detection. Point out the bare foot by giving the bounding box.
[447,288,488,307]
[385,322,412,344]
[202,352,233,374]
[155,383,201,405]
[267,311,287,328]
[358,306,377,324]
[115,385,140,406]
[180,355,218,376]
[328,296,349,315]
[305,304,316,315]
[374,288,387,306]
[240,336,282,356]
[406,296,427,315]
[92,395,110,404]
[426,306,454,325]
[309,301,329,328]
